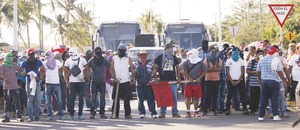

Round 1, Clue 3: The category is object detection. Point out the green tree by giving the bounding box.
[139,9,161,33]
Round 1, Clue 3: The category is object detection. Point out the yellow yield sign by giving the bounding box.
[285,32,296,41]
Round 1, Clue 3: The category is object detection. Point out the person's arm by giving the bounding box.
[152,63,159,85]
[212,59,222,72]
[278,70,287,87]
[128,57,136,78]
[176,64,181,84]
[39,65,46,81]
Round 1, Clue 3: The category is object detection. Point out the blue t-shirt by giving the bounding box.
[21,59,43,83]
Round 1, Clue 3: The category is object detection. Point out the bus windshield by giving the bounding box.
[165,23,208,50]
[97,22,141,51]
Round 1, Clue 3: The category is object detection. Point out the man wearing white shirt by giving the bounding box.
[288,44,300,108]
[43,51,65,120]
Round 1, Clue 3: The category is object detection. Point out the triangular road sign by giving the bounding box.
[268,4,294,27]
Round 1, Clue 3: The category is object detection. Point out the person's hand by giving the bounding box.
[283,81,287,88]
[230,80,235,86]
[66,82,71,89]
[196,78,201,83]
[114,78,120,84]
[189,78,194,83]
[154,79,159,85]
[287,78,291,86]
[177,79,181,85]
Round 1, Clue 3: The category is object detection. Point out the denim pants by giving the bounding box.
[69,82,84,116]
[136,85,157,115]
[46,83,64,117]
[226,80,247,111]
[112,82,132,117]
[90,82,106,115]
[269,81,287,114]
[4,89,21,118]
[204,81,220,113]
[27,81,41,119]
[217,80,226,111]
[84,81,99,109]
[259,80,279,117]
[160,84,178,114]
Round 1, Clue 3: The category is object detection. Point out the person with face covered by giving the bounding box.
[63,48,87,120]
[43,50,65,120]
[225,47,249,115]
[85,47,112,119]
[183,49,206,118]
[257,46,287,121]
[202,47,222,116]
[20,48,45,122]
[0,53,24,122]
[110,43,135,119]
[153,41,181,118]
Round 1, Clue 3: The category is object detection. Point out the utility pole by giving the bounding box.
[13,0,18,50]
[218,0,222,46]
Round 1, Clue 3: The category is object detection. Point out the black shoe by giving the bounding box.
[125,115,132,119]
[35,117,40,121]
[225,110,231,115]
[1,116,10,122]
[249,111,255,115]
[100,114,107,119]
[210,111,217,116]
[202,111,208,116]
[17,117,24,122]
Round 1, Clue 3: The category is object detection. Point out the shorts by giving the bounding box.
[184,84,202,98]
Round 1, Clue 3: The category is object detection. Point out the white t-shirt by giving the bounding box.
[226,58,245,80]
[289,55,300,81]
[64,57,87,82]
[43,60,62,84]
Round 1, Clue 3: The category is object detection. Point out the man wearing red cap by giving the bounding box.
[257,46,287,121]
[20,48,45,122]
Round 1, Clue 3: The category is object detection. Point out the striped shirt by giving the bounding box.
[257,55,282,82]
[246,59,259,87]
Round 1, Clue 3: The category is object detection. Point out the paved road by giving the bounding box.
[0,92,299,130]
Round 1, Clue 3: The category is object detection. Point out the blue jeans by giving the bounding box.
[137,85,157,115]
[27,81,41,120]
[46,83,64,117]
[90,82,106,115]
[217,80,226,111]
[233,88,240,110]
[69,82,84,116]
[160,84,178,114]
[84,81,99,109]
[269,81,287,113]
[259,80,279,117]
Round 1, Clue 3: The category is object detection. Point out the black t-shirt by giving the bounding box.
[154,54,179,81]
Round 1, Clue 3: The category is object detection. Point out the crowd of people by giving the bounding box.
[0,39,299,123]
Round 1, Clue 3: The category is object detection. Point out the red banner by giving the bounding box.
[149,82,174,108]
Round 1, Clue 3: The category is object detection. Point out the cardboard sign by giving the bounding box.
[149,82,174,108]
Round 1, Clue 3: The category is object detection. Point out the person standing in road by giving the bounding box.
[63,48,87,120]
[43,50,65,120]
[183,49,206,118]
[225,47,249,115]
[134,50,158,118]
[153,41,181,118]
[86,47,111,119]
[20,48,45,122]
[202,47,222,116]
[257,46,287,121]
[0,53,24,122]
[110,43,135,119]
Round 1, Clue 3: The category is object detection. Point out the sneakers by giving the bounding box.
[125,115,132,119]
[17,117,24,122]
[78,116,85,120]
[68,116,74,120]
[225,110,231,115]
[172,113,181,118]
[158,114,165,118]
[242,109,249,115]
[1,116,10,122]
[186,112,192,118]
[139,114,145,119]
[151,114,158,119]
[202,111,208,116]
[273,115,281,121]
[27,118,33,122]
[258,117,264,121]
[59,116,65,120]
[281,112,289,118]
[46,117,53,120]
[100,114,107,119]
[210,111,217,116]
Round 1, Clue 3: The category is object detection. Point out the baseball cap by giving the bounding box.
[164,40,176,48]
[267,46,277,55]
[28,48,35,55]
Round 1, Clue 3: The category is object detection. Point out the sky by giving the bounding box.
[0,0,286,48]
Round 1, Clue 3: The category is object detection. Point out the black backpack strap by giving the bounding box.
[187,61,200,74]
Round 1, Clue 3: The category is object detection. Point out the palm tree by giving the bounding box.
[18,0,34,48]
[139,9,161,33]
[153,19,164,47]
